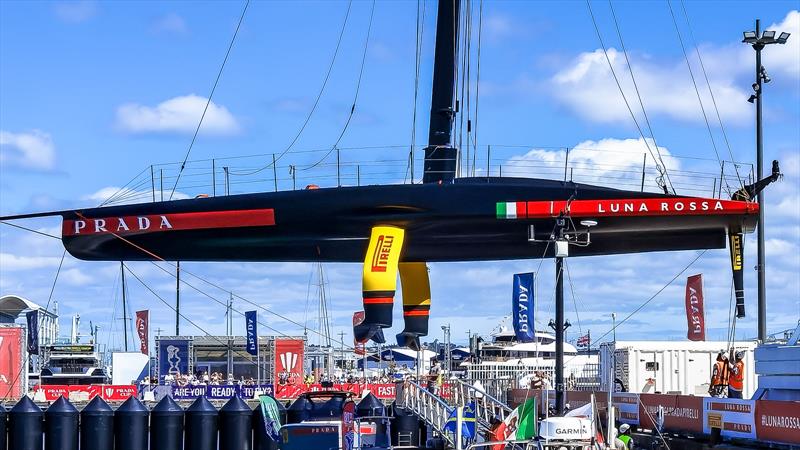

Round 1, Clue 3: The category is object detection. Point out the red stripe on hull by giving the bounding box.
[63,209,275,236]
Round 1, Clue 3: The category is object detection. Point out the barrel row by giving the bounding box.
[0,394,283,450]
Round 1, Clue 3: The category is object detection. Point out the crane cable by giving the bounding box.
[231,0,354,177]
[169,0,251,200]
[585,0,674,195]
[677,0,746,195]
[607,0,676,195]
[666,0,736,197]
[299,0,377,172]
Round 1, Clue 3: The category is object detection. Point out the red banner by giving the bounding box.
[34,384,136,401]
[353,312,366,355]
[274,339,304,386]
[639,393,703,433]
[755,400,800,444]
[685,274,706,341]
[0,327,25,398]
[135,310,149,355]
[274,383,396,400]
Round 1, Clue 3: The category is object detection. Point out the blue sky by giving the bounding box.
[1,0,798,353]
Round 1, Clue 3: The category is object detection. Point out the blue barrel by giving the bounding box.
[185,396,218,450]
[150,395,184,450]
[219,396,252,450]
[286,395,312,424]
[1,402,7,450]
[45,396,79,450]
[81,396,114,450]
[115,396,150,450]
[8,395,43,450]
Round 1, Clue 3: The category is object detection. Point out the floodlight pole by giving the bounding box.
[753,19,767,343]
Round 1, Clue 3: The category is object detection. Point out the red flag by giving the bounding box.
[135,310,149,354]
[353,311,366,355]
[685,274,706,341]
[577,334,590,348]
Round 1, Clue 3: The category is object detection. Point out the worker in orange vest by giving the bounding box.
[728,351,745,399]
[709,352,730,397]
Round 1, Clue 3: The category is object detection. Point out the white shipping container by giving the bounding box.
[599,340,758,398]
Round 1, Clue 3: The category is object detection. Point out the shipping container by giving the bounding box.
[599,340,758,398]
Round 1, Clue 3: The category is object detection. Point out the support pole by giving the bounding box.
[212,159,216,197]
[273,154,278,192]
[176,262,180,336]
[555,256,565,415]
[337,148,341,187]
[641,153,647,192]
[754,19,767,342]
[150,166,156,202]
[121,262,129,352]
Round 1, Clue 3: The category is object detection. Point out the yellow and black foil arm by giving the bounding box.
[396,262,431,351]
[358,226,405,342]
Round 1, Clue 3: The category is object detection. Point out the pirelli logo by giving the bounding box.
[371,235,394,272]
[730,234,743,270]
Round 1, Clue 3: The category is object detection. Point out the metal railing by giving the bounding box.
[464,363,601,404]
[398,380,456,447]
[446,379,514,430]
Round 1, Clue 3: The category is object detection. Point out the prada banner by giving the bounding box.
[685,274,706,341]
[512,273,535,343]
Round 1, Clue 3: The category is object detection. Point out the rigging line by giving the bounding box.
[564,249,708,367]
[678,0,744,194]
[106,267,122,354]
[564,259,584,337]
[665,0,728,193]
[406,0,426,184]
[585,0,673,195]
[299,0,377,172]
[142,261,287,338]
[230,0,354,177]
[607,0,676,195]
[99,166,151,207]
[0,221,61,240]
[169,0,250,200]
[2,249,66,401]
[471,0,483,176]
[124,265,282,371]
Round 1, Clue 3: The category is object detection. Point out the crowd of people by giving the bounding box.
[161,371,262,386]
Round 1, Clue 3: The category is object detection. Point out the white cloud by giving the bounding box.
[116,95,240,135]
[53,1,97,23]
[551,48,750,125]
[151,13,188,35]
[60,268,93,286]
[484,14,515,42]
[762,11,800,79]
[503,137,679,193]
[0,253,65,271]
[0,130,56,170]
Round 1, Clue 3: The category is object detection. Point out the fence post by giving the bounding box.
[410,145,415,184]
[712,178,717,198]
[357,165,361,186]
[45,396,79,450]
[80,396,114,450]
[160,169,164,201]
[9,396,42,450]
[151,165,156,202]
[641,153,647,192]
[719,161,725,198]
[151,395,184,450]
[224,167,230,196]
[219,396,252,450]
[487,145,491,180]
[114,396,149,450]
[337,147,341,187]
[563,147,570,182]
[185,396,218,450]
[212,159,216,197]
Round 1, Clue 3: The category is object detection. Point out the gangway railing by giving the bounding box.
[446,379,514,431]
[399,380,456,447]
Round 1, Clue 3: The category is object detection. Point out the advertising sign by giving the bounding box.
[26,311,39,355]
[245,310,258,356]
[170,383,274,400]
[703,398,756,440]
[273,383,396,400]
[754,400,800,444]
[158,339,190,383]
[172,384,207,400]
[612,392,640,425]
[353,311,366,355]
[135,310,149,354]
[684,274,706,341]
[512,273,535,343]
[274,339,304,386]
[0,326,25,398]
[100,384,138,401]
[639,393,703,433]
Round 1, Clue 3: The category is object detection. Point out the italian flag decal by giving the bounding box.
[496,201,527,219]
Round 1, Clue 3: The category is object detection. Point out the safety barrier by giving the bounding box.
[446,379,514,431]
[1,393,278,450]
[507,389,800,447]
